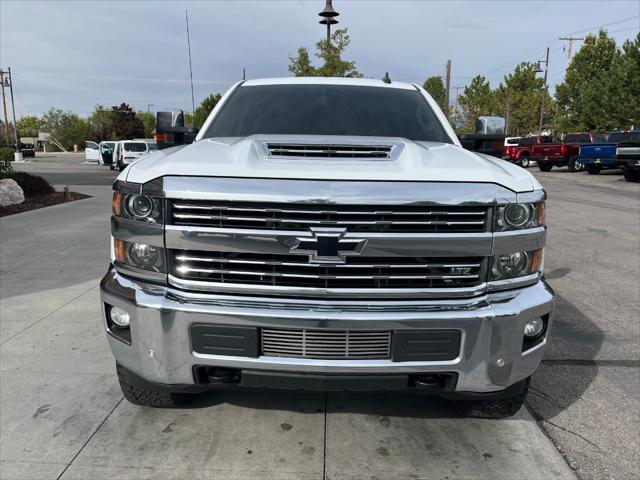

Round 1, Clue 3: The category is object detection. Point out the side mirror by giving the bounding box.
[155,110,199,150]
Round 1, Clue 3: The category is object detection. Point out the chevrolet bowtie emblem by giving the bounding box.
[290,228,367,264]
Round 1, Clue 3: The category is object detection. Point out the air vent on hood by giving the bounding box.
[255,140,404,160]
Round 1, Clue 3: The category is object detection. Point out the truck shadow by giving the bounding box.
[186,293,603,421]
[527,293,604,422]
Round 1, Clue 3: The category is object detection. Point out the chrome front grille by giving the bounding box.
[261,328,392,359]
[170,251,484,289]
[170,201,489,233]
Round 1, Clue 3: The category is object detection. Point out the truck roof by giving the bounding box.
[242,77,418,91]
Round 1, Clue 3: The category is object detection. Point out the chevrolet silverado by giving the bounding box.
[102,77,554,418]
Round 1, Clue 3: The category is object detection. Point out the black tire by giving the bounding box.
[518,155,530,168]
[117,363,188,408]
[538,162,553,172]
[454,377,530,419]
[118,161,125,172]
[568,156,583,172]
[623,169,640,182]
[109,163,115,170]
[586,164,601,175]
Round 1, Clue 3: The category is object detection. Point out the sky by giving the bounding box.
[1,0,639,118]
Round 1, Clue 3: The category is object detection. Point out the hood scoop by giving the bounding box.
[255,140,404,160]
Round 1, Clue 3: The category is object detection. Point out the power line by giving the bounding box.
[566,14,639,36]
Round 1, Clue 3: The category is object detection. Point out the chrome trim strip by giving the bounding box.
[114,262,166,282]
[160,177,510,204]
[487,273,540,292]
[492,227,546,254]
[167,274,488,298]
[111,216,164,247]
[165,226,494,257]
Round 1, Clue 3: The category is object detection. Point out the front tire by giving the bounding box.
[568,156,583,172]
[117,363,190,408]
[623,169,640,182]
[518,155,530,168]
[538,162,553,172]
[586,164,602,175]
[454,377,530,419]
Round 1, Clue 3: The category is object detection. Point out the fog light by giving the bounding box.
[110,307,130,328]
[524,317,544,337]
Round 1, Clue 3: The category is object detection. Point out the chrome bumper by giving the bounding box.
[100,269,554,393]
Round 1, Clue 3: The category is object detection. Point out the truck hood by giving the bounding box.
[123,135,538,193]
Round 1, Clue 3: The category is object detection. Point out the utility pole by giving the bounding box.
[538,47,549,133]
[185,10,195,123]
[559,36,584,60]
[0,70,9,143]
[147,104,154,113]
[7,68,18,147]
[444,60,452,120]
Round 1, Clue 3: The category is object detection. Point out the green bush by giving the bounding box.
[0,147,13,179]
[10,172,54,195]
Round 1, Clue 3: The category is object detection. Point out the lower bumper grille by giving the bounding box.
[261,328,392,359]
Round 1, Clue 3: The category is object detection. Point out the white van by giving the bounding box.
[113,140,150,171]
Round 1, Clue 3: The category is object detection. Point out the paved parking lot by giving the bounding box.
[1,155,638,479]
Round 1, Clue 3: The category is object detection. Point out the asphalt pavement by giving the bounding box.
[1,153,638,479]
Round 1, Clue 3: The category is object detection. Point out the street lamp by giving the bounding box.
[319,0,339,44]
[535,48,549,133]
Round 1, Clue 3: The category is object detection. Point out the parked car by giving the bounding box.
[18,142,35,158]
[503,135,552,168]
[578,131,638,175]
[113,140,150,171]
[103,77,554,418]
[99,141,116,166]
[533,132,606,172]
[615,131,640,182]
[85,141,100,162]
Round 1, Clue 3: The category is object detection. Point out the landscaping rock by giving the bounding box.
[0,179,25,207]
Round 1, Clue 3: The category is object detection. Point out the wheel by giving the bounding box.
[109,163,114,170]
[586,164,601,175]
[538,162,553,172]
[568,156,583,172]
[118,161,125,172]
[454,377,530,419]
[518,156,530,168]
[623,169,640,182]
[117,363,190,408]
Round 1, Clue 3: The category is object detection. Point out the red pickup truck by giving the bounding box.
[532,132,606,172]
[502,135,551,168]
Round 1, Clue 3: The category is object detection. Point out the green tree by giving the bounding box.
[495,62,555,135]
[554,29,619,131]
[16,116,42,138]
[289,28,363,78]
[110,103,144,140]
[88,105,115,142]
[604,33,640,129]
[41,109,91,150]
[423,76,446,113]
[457,75,496,132]
[193,93,222,128]
[136,112,156,138]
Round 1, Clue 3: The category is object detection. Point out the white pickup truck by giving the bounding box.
[102,77,553,418]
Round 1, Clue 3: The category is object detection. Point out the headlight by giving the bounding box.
[490,249,543,281]
[113,192,162,223]
[495,202,545,231]
[114,239,165,273]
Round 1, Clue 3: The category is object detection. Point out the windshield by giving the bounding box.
[608,132,640,143]
[124,142,148,152]
[147,143,158,151]
[204,84,452,143]
[564,134,591,143]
